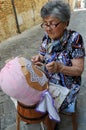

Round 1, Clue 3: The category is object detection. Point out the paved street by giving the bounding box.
[0,10,86,130]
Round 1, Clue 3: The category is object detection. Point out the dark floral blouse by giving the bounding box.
[39,29,85,110]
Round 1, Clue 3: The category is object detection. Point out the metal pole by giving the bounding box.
[11,0,21,33]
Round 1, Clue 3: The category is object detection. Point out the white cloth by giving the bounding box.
[48,83,70,109]
[36,83,70,122]
[36,91,60,122]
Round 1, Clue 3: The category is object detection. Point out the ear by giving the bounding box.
[63,21,69,29]
[66,21,69,26]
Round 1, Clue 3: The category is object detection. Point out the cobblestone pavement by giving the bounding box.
[0,10,86,130]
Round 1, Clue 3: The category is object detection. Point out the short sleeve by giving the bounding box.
[71,33,85,59]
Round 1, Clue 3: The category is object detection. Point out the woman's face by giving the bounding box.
[42,16,67,40]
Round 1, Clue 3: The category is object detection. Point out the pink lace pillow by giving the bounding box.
[0,57,48,105]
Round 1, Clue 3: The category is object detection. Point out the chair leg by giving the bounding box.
[16,113,20,130]
[72,112,77,130]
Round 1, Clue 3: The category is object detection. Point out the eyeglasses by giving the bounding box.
[41,21,61,29]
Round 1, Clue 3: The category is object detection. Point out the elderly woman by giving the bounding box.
[32,0,85,129]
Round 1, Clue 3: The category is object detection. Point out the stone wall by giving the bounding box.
[0,0,48,43]
[0,0,76,43]
[64,0,76,10]
[0,0,16,42]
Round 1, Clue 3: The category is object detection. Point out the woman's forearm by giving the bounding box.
[60,64,84,76]
[59,58,84,76]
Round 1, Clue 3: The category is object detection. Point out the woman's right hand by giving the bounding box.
[31,55,43,66]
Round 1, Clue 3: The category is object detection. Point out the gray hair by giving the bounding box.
[40,0,71,23]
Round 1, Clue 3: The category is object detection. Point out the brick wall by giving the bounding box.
[0,0,48,43]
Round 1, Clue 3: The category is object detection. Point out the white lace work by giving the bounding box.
[26,61,48,86]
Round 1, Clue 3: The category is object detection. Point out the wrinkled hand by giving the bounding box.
[31,55,43,66]
[46,61,63,73]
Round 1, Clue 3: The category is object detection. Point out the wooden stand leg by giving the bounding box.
[16,113,20,130]
[44,115,56,130]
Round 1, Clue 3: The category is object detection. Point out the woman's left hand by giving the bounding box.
[46,61,62,73]
[46,58,84,76]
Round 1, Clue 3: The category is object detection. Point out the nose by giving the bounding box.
[45,25,51,31]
